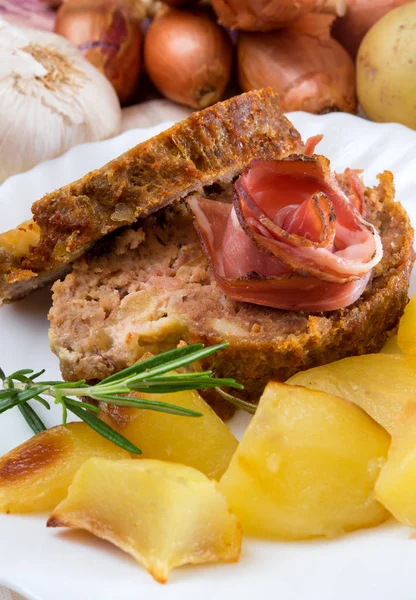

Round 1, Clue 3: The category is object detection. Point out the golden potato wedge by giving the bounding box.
[48,458,242,583]
[287,354,416,433]
[380,335,402,354]
[219,382,390,540]
[397,294,416,356]
[0,423,129,513]
[376,403,416,526]
[100,389,238,479]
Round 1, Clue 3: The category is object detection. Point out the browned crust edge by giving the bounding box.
[0,88,303,304]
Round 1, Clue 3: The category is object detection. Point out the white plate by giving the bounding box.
[1,113,416,600]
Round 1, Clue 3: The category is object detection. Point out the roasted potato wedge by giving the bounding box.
[100,389,238,479]
[376,403,416,526]
[219,382,390,540]
[287,354,416,433]
[397,293,416,356]
[0,423,129,513]
[48,458,242,583]
[380,335,402,354]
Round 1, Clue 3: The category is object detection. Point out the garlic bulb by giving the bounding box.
[0,18,121,184]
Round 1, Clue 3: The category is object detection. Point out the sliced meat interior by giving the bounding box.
[49,170,414,411]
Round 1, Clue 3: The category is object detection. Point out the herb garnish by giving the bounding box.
[0,343,243,454]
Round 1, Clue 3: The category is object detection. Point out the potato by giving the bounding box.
[287,354,416,433]
[380,335,402,355]
[219,382,390,540]
[376,403,416,526]
[357,3,416,129]
[48,458,241,583]
[0,423,129,513]
[397,294,416,356]
[100,389,238,479]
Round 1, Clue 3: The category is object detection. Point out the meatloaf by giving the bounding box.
[49,170,414,415]
[0,88,303,304]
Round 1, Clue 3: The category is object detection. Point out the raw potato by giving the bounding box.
[0,423,129,513]
[376,403,416,526]
[48,458,242,583]
[287,354,416,433]
[100,389,238,479]
[356,3,416,129]
[219,382,390,540]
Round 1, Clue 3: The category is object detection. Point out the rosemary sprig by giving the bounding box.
[0,343,243,454]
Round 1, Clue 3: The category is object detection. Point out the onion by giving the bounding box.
[41,0,63,8]
[144,8,233,109]
[238,14,356,115]
[161,0,197,5]
[211,0,347,31]
[0,0,56,30]
[332,0,411,58]
[55,0,143,105]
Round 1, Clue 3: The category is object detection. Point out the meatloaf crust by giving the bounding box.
[0,88,303,304]
[49,170,414,416]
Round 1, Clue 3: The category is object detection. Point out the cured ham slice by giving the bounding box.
[187,153,382,312]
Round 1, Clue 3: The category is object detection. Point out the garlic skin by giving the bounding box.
[0,19,121,184]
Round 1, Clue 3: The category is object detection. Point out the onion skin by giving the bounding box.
[332,0,411,58]
[161,0,196,5]
[212,0,318,31]
[41,0,63,7]
[144,8,233,109]
[0,0,56,30]
[238,15,356,115]
[356,2,416,129]
[55,0,142,105]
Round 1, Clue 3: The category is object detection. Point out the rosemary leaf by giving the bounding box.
[33,395,51,410]
[98,343,206,386]
[53,380,89,389]
[0,367,5,381]
[122,343,229,384]
[96,394,202,417]
[15,385,50,404]
[65,398,100,414]
[61,397,68,426]
[131,374,243,388]
[8,369,35,381]
[128,378,243,393]
[28,369,46,381]
[67,403,142,455]
[216,387,256,414]
[18,403,46,434]
[0,395,18,414]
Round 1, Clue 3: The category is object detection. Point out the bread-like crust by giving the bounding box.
[0,89,302,303]
[49,171,414,420]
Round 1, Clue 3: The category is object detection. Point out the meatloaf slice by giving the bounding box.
[49,171,414,415]
[0,88,303,304]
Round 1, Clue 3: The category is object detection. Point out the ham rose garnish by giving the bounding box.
[187,146,383,312]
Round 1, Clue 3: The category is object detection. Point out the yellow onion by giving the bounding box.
[144,8,233,109]
[161,0,196,5]
[41,0,63,7]
[211,0,346,31]
[332,0,412,58]
[55,0,143,105]
[238,14,356,114]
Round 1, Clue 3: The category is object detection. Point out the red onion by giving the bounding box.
[55,0,143,105]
